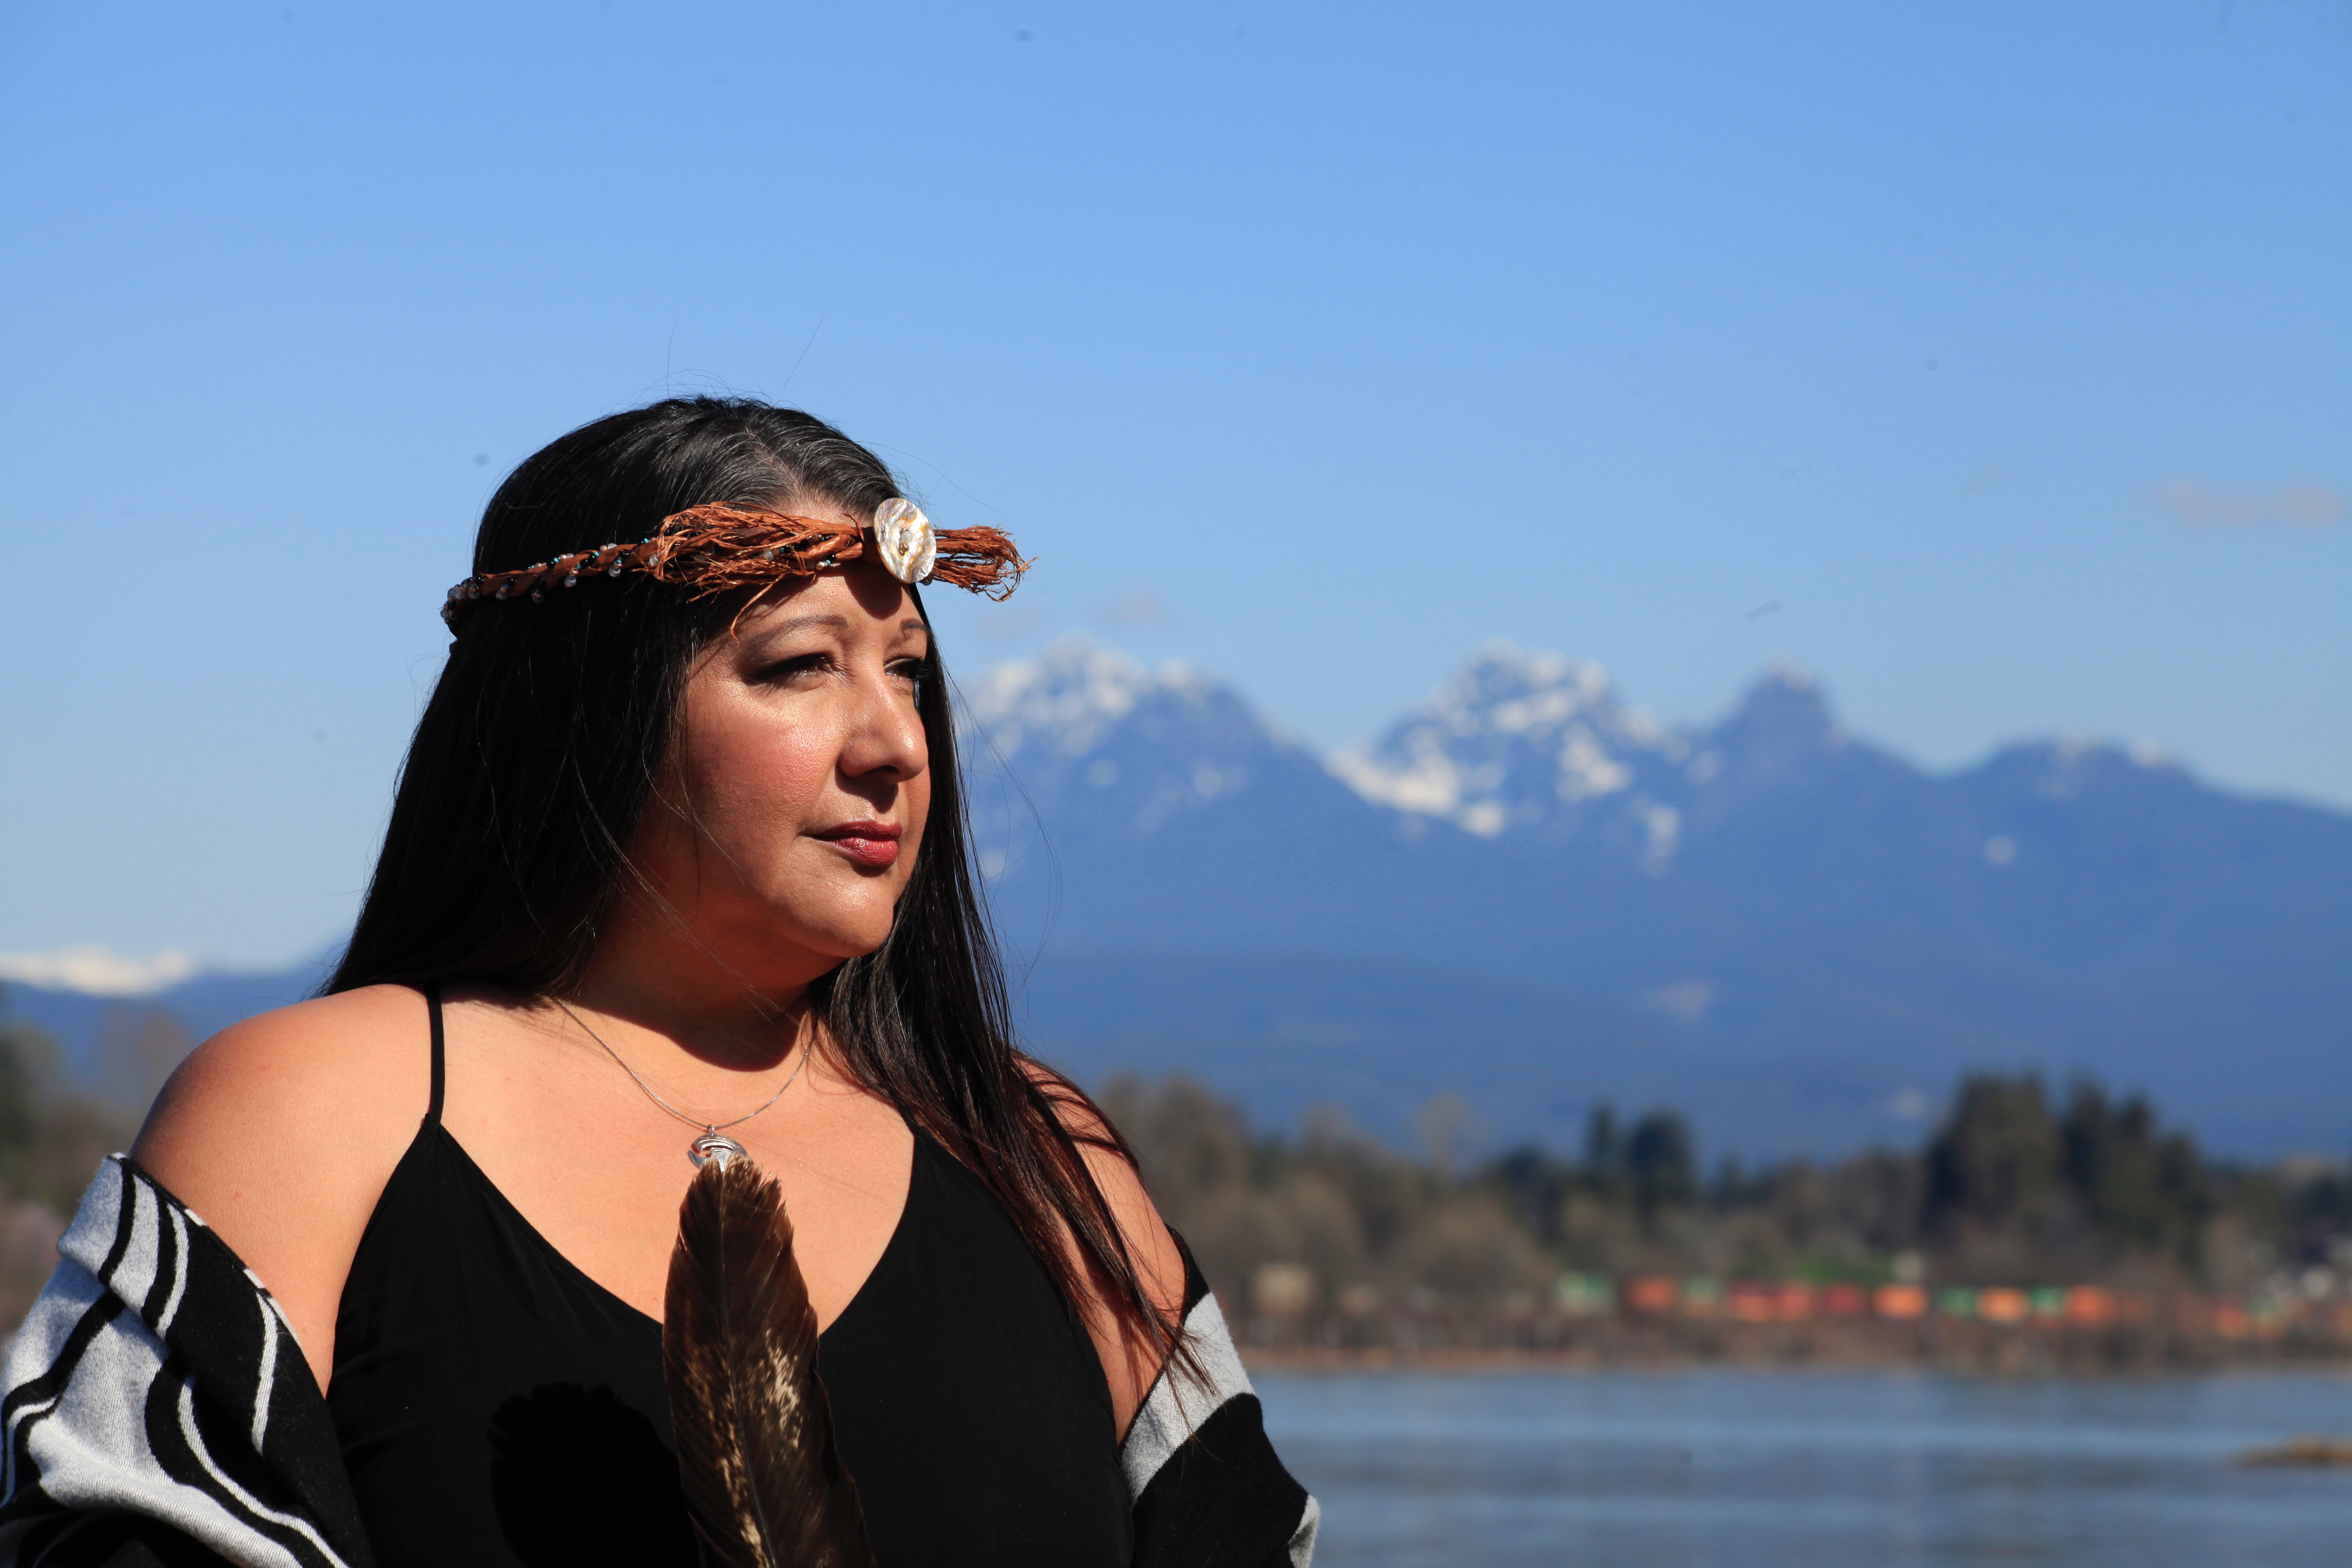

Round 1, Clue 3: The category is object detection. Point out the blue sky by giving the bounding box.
[2,0,2345,967]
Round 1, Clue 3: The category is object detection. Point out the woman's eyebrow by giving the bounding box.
[756,614,851,637]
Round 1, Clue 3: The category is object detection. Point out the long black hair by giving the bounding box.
[330,397,1173,1362]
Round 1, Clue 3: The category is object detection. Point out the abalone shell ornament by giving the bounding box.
[871,498,936,585]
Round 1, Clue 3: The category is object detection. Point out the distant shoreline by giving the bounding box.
[1240,1333,2352,1377]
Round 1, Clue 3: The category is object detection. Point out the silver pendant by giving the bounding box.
[689,1132,745,1169]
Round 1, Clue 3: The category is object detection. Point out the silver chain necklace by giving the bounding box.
[553,998,807,1168]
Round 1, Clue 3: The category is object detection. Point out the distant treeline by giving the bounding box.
[0,998,181,1202]
[2,985,2346,1359]
[0,996,180,1328]
[1100,1072,2352,1349]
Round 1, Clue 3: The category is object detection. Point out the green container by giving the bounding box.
[1936,1287,1979,1318]
[1554,1272,1615,1315]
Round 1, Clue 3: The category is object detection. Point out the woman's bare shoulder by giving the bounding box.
[136,985,431,1178]
[130,984,434,1379]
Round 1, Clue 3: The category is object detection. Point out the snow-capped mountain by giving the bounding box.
[1331,644,1690,865]
[1330,646,1934,872]
[0,946,198,997]
[954,639,2351,1156]
[960,641,1334,841]
[953,642,1431,960]
[8,639,2344,1158]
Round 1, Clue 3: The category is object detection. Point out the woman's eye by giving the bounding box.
[760,653,831,683]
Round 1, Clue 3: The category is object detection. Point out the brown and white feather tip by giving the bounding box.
[663,1154,877,1568]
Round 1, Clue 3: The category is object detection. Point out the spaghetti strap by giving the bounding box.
[423,983,446,1126]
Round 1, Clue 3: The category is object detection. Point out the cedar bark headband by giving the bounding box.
[441,498,1026,630]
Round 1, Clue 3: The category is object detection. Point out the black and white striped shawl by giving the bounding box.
[2,1158,1318,1568]
[1125,1245,1320,1568]
[0,1158,371,1568]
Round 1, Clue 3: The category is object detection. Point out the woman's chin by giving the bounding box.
[772,911,901,967]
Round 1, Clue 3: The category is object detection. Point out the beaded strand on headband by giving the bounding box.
[440,498,1027,631]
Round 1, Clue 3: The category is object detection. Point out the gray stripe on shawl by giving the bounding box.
[1288,1493,1320,1567]
[1119,1290,1254,1501]
[1118,1290,1320,1564]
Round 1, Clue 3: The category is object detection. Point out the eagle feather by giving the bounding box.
[663,1154,877,1568]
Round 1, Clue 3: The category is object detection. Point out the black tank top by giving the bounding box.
[325,990,1132,1567]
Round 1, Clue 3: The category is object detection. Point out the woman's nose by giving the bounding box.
[838,673,928,782]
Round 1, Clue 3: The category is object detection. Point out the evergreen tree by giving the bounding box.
[2059,1078,2209,1269]
[1923,1073,2061,1246]
[0,984,47,1161]
[1627,1110,1696,1225]
[1581,1104,1627,1202]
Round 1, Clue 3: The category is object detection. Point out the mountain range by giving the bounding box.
[7,640,2347,1160]
[960,641,2350,1158]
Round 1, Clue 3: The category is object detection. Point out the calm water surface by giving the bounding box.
[1256,1369,2352,1567]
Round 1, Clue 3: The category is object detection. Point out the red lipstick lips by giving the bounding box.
[812,819,902,868]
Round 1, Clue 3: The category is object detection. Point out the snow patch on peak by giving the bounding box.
[959,637,1308,836]
[1557,730,1632,802]
[962,639,1158,757]
[1446,641,1612,716]
[2009,733,2188,799]
[1333,643,1686,846]
[0,946,200,997]
[1330,735,1487,821]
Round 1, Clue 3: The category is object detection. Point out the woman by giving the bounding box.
[0,399,1315,1568]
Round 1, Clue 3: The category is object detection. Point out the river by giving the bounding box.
[1256,1368,2351,1567]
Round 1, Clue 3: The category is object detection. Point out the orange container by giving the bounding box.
[1623,1275,1680,1314]
[1977,1287,2030,1325]
[1772,1282,1815,1320]
[1874,1284,1929,1320]
[1726,1282,1775,1322]
[2064,1286,2118,1328]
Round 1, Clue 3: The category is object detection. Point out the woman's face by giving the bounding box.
[626,547,933,990]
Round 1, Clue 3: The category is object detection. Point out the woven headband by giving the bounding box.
[441,499,1026,630]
